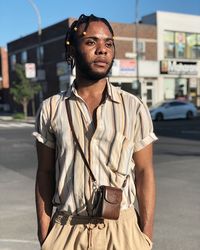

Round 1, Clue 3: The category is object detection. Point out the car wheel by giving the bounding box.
[186,111,193,120]
[155,112,163,121]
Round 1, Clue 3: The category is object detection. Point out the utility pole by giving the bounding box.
[135,0,141,97]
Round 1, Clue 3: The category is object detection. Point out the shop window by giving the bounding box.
[175,32,186,58]
[121,82,140,96]
[164,31,175,58]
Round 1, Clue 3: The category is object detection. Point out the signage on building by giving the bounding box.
[25,63,36,78]
[160,60,198,75]
[112,59,137,76]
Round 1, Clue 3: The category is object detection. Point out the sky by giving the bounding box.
[0,0,200,47]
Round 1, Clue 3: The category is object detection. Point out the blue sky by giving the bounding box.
[0,0,200,47]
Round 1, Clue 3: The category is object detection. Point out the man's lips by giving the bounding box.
[93,60,108,67]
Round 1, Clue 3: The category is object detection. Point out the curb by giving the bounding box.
[0,116,35,124]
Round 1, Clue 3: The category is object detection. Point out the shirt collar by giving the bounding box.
[106,79,121,103]
[64,78,121,104]
[64,81,76,99]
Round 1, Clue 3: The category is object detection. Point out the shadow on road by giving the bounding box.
[153,117,200,141]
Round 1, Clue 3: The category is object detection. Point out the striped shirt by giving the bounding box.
[33,80,157,215]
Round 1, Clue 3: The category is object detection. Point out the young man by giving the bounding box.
[33,14,157,250]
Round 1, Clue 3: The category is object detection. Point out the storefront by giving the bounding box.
[142,11,200,107]
[160,60,200,105]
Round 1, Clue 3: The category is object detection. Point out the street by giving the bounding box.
[0,118,200,250]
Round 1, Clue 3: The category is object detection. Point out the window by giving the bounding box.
[196,35,200,59]
[164,31,175,58]
[37,46,44,65]
[134,40,145,60]
[175,32,186,58]
[121,81,140,96]
[186,33,197,59]
[164,30,200,59]
[169,101,186,107]
[21,51,27,64]
[10,54,16,70]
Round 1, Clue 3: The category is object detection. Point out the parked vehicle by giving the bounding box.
[149,100,197,121]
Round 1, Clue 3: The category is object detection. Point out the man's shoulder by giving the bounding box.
[39,92,68,119]
[42,91,67,106]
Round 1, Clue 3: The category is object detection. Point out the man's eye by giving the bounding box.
[106,41,114,48]
[86,40,95,45]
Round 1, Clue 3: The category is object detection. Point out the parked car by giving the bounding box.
[149,100,197,121]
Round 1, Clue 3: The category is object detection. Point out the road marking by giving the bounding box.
[0,123,34,128]
[0,238,38,245]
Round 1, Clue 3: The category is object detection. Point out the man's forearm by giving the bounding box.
[35,170,55,245]
[136,166,156,240]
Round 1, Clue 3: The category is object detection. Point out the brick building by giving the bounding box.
[0,47,10,112]
[7,18,157,113]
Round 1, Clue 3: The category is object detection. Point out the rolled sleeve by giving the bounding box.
[33,100,56,149]
[134,102,158,152]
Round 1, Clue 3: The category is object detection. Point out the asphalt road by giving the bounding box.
[0,118,200,250]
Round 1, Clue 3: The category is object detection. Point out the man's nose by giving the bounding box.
[95,41,107,55]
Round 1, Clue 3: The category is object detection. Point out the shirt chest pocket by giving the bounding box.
[106,132,134,175]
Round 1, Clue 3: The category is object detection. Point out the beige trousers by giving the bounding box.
[41,207,153,250]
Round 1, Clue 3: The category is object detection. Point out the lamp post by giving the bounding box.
[27,0,42,115]
[27,0,42,37]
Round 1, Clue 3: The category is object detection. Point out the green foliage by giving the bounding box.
[12,112,25,120]
[10,64,41,117]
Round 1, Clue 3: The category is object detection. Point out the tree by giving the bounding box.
[10,64,41,118]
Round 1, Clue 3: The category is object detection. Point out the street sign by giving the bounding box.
[25,63,36,78]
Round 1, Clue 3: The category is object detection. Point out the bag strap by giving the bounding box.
[65,99,97,183]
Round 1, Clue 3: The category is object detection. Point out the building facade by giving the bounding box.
[143,11,200,107]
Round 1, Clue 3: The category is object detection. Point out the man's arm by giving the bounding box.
[133,143,156,241]
[35,141,56,245]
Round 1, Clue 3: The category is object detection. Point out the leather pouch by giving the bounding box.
[93,185,122,220]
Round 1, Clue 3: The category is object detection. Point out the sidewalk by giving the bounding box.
[0,164,39,250]
[0,115,35,124]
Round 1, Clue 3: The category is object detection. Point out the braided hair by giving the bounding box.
[65,14,115,71]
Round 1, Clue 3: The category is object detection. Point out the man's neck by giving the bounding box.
[75,78,107,98]
[74,78,108,120]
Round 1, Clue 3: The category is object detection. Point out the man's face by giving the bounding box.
[73,21,115,81]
